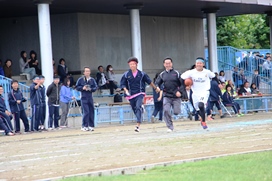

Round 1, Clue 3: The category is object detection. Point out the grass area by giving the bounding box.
[63,151,272,181]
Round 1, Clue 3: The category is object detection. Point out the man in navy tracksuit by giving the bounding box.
[8,80,30,133]
[30,75,42,131]
[39,75,46,130]
[0,85,14,131]
[76,67,98,131]
[120,57,157,132]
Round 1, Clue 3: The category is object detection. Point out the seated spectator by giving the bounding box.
[226,80,237,96]
[262,56,271,78]
[220,82,226,94]
[96,65,108,89]
[0,60,5,76]
[19,51,36,79]
[0,117,14,136]
[57,58,74,86]
[29,50,41,75]
[250,83,258,94]
[106,65,119,95]
[3,59,12,78]
[238,81,251,96]
[0,85,14,133]
[219,70,226,83]
[222,84,244,117]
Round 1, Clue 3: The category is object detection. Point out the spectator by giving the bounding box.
[0,60,5,76]
[250,83,258,94]
[238,81,251,95]
[226,80,237,96]
[218,70,226,83]
[250,83,262,112]
[46,75,61,130]
[3,59,12,78]
[76,67,98,131]
[232,67,239,88]
[8,80,30,133]
[0,85,14,133]
[57,58,74,85]
[29,50,41,75]
[96,65,108,90]
[207,77,224,120]
[39,75,46,131]
[251,69,261,90]
[30,75,41,131]
[151,73,163,123]
[222,84,244,117]
[220,82,226,94]
[106,65,119,95]
[19,51,36,79]
[182,85,198,121]
[262,56,271,78]
[0,117,14,136]
[60,78,74,127]
[238,69,246,88]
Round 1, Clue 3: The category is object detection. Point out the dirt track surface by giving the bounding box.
[1,113,272,181]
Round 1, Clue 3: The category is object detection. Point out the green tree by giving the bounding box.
[216,14,270,49]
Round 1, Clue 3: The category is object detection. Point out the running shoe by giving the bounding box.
[88,127,94,131]
[201,121,208,129]
[134,126,140,132]
[151,116,155,123]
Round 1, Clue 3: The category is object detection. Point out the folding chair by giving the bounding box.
[219,101,233,117]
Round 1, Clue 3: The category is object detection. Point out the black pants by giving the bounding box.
[40,103,46,125]
[48,105,60,128]
[0,112,13,132]
[31,105,40,131]
[108,81,118,95]
[81,98,95,127]
[13,110,29,132]
[152,102,163,120]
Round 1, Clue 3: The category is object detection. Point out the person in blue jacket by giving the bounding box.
[30,75,42,131]
[39,75,46,130]
[0,85,13,133]
[8,80,29,133]
[120,57,157,132]
[76,66,97,131]
[60,78,74,127]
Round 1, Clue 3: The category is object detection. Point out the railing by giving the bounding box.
[0,75,30,111]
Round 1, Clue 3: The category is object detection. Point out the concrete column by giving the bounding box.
[125,4,143,71]
[34,0,54,128]
[203,8,219,73]
[267,12,272,54]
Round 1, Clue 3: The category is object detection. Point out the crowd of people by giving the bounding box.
[0,51,267,136]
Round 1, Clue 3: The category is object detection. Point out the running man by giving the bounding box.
[181,57,215,129]
[155,57,184,132]
[120,57,157,132]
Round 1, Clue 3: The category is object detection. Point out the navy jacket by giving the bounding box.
[57,64,68,82]
[153,84,163,103]
[30,83,41,106]
[40,85,46,104]
[209,79,222,102]
[76,76,97,99]
[155,69,184,98]
[120,70,152,96]
[0,95,8,113]
[222,91,234,105]
[8,89,26,113]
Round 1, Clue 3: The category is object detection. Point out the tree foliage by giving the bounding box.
[216,14,270,49]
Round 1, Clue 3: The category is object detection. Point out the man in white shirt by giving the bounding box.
[181,57,215,129]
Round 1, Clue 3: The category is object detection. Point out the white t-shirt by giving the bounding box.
[181,68,215,93]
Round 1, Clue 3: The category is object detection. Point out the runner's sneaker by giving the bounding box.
[48,127,53,131]
[88,127,94,131]
[81,127,89,131]
[239,113,244,116]
[201,121,208,129]
[167,129,173,133]
[151,116,155,123]
[134,126,140,132]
